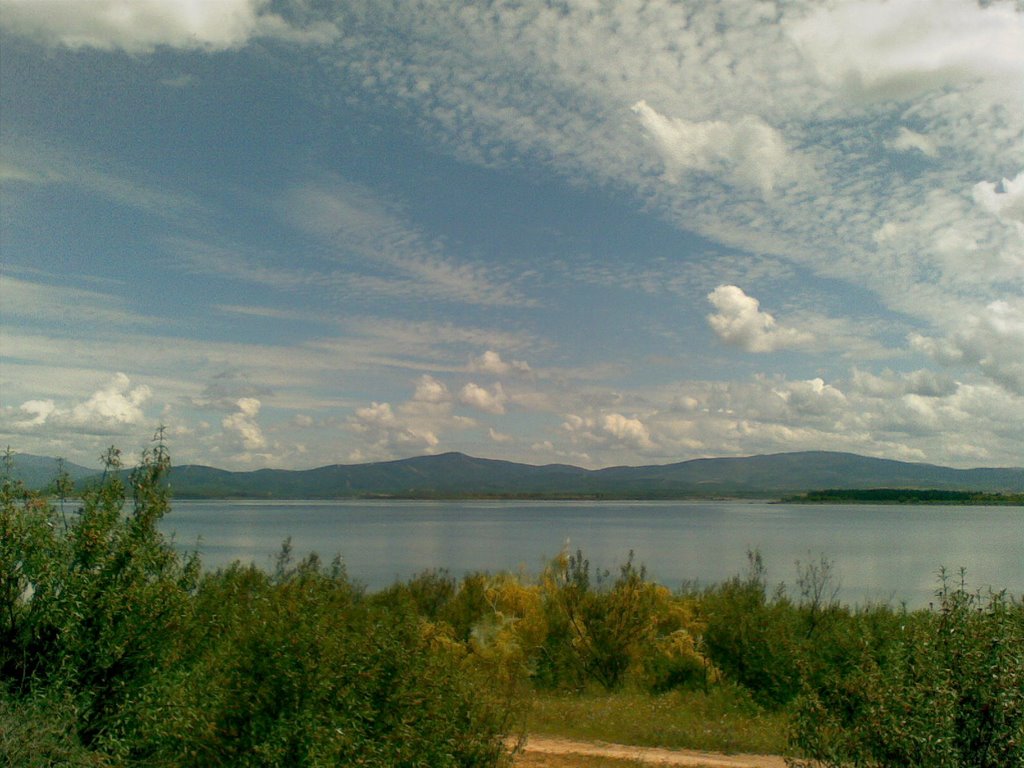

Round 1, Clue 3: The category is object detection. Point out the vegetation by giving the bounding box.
[1,442,518,766]
[3,444,1022,766]
[788,488,1024,504]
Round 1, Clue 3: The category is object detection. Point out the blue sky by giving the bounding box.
[1,0,1022,471]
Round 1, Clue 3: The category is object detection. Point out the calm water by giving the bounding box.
[160,500,1023,608]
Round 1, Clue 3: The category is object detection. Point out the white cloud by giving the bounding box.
[850,368,957,399]
[774,377,848,417]
[221,397,266,451]
[910,299,1024,394]
[17,399,56,427]
[0,0,338,53]
[6,373,152,435]
[973,172,1024,234]
[787,0,1024,99]
[601,413,655,450]
[887,127,939,157]
[68,373,151,430]
[632,100,794,196]
[413,375,450,404]
[469,350,531,375]
[459,382,507,414]
[348,401,441,460]
[707,285,814,352]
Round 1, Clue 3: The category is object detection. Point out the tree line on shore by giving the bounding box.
[2,445,1021,766]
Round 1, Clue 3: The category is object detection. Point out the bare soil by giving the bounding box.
[514,735,790,768]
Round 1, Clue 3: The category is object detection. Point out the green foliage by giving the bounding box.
[1,444,520,767]
[1,439,198,753]
[699,550,802,707]
[791,488,1024,504]
[535,550,663,691]
[789,571,1024,768]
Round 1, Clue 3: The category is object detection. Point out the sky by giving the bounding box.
[1,0,1022,472]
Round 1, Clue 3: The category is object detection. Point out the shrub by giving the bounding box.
[537,550,663,691]
[1,444,521,767]
[699,551,801,707]
[789,571,1024,768]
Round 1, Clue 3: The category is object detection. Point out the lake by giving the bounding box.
[160,499,1023,609]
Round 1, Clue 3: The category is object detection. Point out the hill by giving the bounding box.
[149,451,1024,499]
[5,453,100,490]
[10,450,1023,499]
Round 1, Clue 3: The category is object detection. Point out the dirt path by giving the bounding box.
[517,735,790,768]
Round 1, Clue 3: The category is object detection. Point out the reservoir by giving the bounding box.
[161,499,1023,609]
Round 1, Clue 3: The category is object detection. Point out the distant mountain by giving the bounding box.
[11,450,1023,499]
[5,453,100,490]
[162,451,1024,499]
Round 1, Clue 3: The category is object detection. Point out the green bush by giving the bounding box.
[790,571,1024,768]
[699,551,802,707]
[536,550,661,691]
[0,444,520,767]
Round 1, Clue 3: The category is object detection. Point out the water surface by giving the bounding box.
[161,499,1023,608]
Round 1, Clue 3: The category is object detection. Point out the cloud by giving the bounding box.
[0,0,338,53]
[348,401,441,460]
[488,427,513,443]
[221,397,266,451]
[787,0,1024,99]
[850,369,957,399]
[413,375,450,404]
[17,400,56,427]
[2,138,200,221]
[601,413,655,450]
[281,181,531,307]
[910,299,1024,394]
[459,382,507,414]
[973,172,1024,234]
[469,350,531,375]
[8,373,152,435]
[631,100,794,196]
[887,127,939,157]
[707,285,814,352]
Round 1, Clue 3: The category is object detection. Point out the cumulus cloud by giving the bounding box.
[910,299,1024,394]
[16,399,57,427]
[0,0,338,53]
[221,397,266,451]
[69,373,152,427]
[601,413,655,450]
[413,375,450,404]
[469,350,531,375]
[7,373,152,435]
[561,412,656,453]
[632,100,794,196]
[887,127,939,157]
[459,382,507,414]
[787,0,1024,99]
[774,377,848,417]
[707,285,814,352]
[348,401,441,460]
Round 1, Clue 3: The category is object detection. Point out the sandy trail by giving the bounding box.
[517,735,790,767]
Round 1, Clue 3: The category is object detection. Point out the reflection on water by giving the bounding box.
[161,500,1024,609]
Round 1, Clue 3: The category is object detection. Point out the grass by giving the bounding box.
[526,685,790,756]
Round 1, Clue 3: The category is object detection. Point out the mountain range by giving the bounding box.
[8,451,1023,498]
